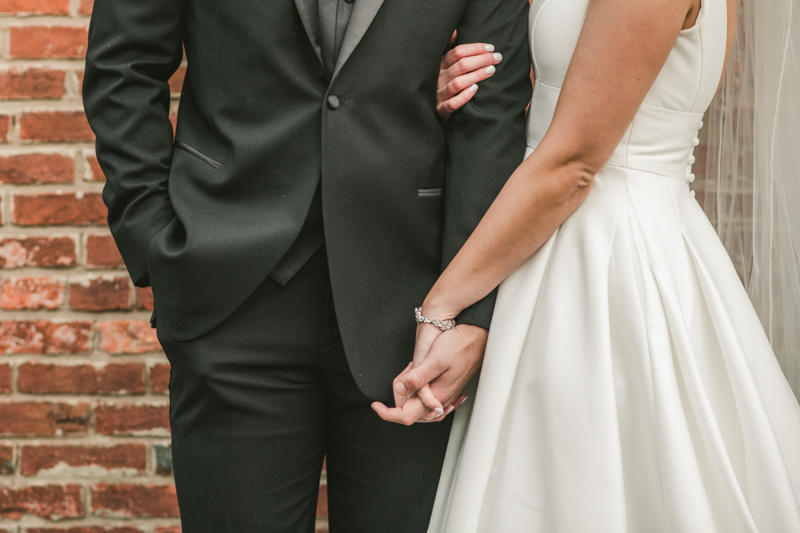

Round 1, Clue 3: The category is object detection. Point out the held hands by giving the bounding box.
[437,30,503,120]
[372,31,500,425]
[371,322,487,426]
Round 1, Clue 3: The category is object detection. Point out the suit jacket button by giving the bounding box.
[327,95,340,110]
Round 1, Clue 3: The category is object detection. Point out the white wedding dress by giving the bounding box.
[428,0,800,531]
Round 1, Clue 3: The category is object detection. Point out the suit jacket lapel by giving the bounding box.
[294,0,324,66]
[332,0,385,79]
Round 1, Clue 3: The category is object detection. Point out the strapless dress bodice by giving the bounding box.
[527,83,705,183]
[525,0,727,185]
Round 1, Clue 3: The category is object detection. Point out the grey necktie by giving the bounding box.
[318,0,355,76]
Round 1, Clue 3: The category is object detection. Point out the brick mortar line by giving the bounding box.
[0,18,92,26]
[0,437,171,445]
[0,270,130,278]
[0,476,177,484]
[0,102,95,111]
[2,384,167,392]
[3,184,106,193]
[0,309,154,319]
[0,268,131,279]
[0,353,164,360]
[0,264,127,273]
[0,268,133,280]
[2,386,169,398]
[0,396,169,403]
[0,225,112,232]
[0,145,90,154]
[0,521,182,533]
[0,60,86,68]
[0,97,87,107]
[0,225,110,234]
[4,477,177,486]
[0,519,183,525]
[0,357,167,366]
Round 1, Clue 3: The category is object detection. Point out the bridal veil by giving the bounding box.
[703,0,800,396]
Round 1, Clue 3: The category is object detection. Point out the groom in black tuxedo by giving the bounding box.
[83,0,530,530]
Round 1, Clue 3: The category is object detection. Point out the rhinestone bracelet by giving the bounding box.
[415,307,456,331]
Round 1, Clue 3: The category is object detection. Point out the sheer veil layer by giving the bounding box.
[702,0,800,395]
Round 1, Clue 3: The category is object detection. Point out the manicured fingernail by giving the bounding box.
[469,84,478,93]
[493,53,503,62]
[484,65,496,75]
[434,407,444,416]
[484,44,495,52]
[394,383,407,396]
[446,406,455,415]
[462,396,468,402]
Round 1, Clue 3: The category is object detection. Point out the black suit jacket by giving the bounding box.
[83,0,531,401]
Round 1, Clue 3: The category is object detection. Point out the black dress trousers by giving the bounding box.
[159,248,453,533]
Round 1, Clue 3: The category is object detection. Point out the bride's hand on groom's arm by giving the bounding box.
[437,30,503,120]
[371,324,487,425]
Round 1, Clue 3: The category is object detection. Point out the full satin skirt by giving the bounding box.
[428,165,800,532]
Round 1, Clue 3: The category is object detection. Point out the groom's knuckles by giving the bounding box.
[402,372,425,392]
[399,367,437,394]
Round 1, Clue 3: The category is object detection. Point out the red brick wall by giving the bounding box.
[0,2,330,531]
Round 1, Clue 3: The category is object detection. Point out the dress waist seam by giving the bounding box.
[603,163,689,183]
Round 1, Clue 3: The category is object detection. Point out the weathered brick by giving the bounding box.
[0,115,11,143]
[317,484,327,517]
[0,402,90,437]
[27,528,144,533]
[9,26,88,59]
[0,0,69,15]
[0,153,74,184]
[84,154,105,181]
[0,320,91,354]
[17,362,145,395]
[19,111,94,142]
[78,0,92,15]
[0,236,76,268]
[20,444,146,477]
[155,528,181,533]
[135,287,153,310]
[0,484,82,520]
[0,68,65,99]
[154,445,172,476]
[95,403,169,436]
[168,67,186,94]
[13,192,106,226]
[0,363,10,394]
[149,363,170,394]
[0,445,13,475]
[69,275,130,311]
[85,234,123,268]
[1,276,65,310]
[91,484,179,518]
[98,321,160,354]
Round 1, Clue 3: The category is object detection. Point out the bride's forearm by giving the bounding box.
[422,0,696,323]
[423,147,597,320]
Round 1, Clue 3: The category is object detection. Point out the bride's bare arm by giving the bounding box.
[423,0,699,320]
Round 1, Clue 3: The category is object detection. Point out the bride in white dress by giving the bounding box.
[376,0,800,530]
